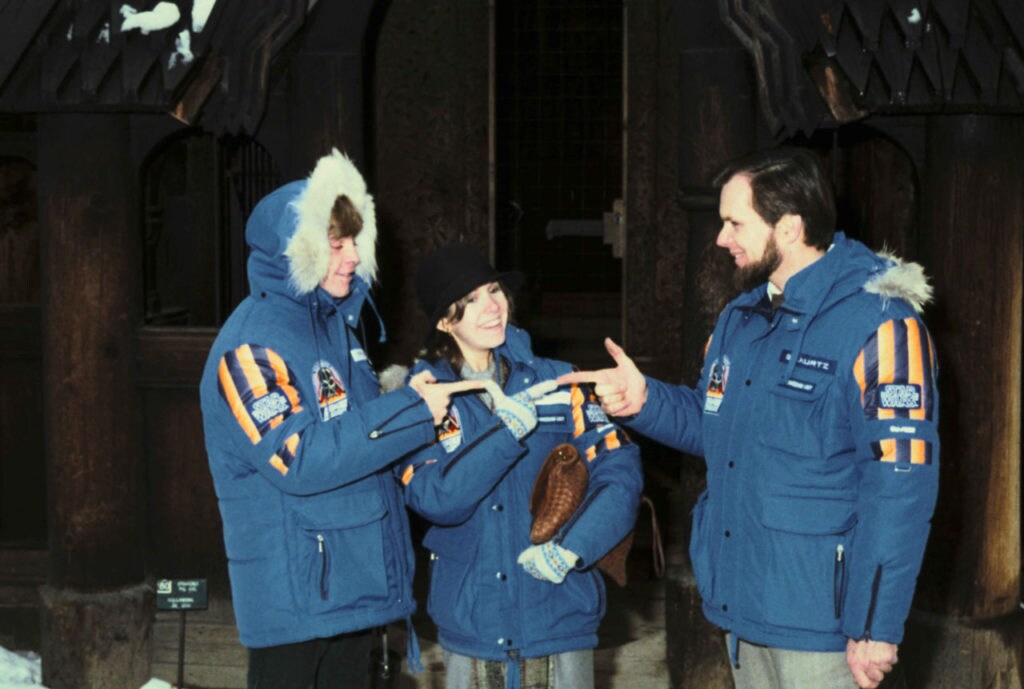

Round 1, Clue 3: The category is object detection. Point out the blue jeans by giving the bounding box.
[443,649,594,689]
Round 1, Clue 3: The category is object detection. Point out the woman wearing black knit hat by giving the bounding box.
[399,242,643,689]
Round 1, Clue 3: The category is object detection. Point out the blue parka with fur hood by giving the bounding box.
[399,325,643,666]
[199,150,436,649]
[627,234,939,656]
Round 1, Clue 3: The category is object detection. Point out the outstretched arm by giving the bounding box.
[408,370,486,424]
[400,379,558,524]
[557,338,648,416]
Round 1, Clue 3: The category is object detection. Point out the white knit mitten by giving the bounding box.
[517,541,580,584]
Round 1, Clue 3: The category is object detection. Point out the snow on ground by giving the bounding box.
[0,646,42,689]
[0,646,173,689]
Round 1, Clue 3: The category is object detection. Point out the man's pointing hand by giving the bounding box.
[556,338,647,417]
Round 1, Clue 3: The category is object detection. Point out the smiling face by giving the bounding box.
[319,235,360,298]
[717,174,774,267]
[437,282,509,371]
[717,173,785,290]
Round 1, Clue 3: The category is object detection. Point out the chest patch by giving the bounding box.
[779,350,837,374]
[438,406,463,452]
[312,361,348,421]
[703,356,730,414]
[781,378,817,393]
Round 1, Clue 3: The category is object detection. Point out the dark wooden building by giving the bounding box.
[0,1,1020,687]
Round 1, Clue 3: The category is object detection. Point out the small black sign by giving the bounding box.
[155,579,208,611]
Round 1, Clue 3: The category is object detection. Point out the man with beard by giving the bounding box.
[561,148,939,689]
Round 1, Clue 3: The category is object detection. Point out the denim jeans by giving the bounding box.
[443,648,594,689]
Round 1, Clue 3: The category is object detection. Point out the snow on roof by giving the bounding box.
[120,2,181,35]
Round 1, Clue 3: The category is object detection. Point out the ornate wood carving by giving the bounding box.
[720,0,1024,136]
[0,0,312,135]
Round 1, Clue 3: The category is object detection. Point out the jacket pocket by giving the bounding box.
[424,528,479,636]
[533,565,604,638]
[758,380,832,459]
[288,490,390,615]
[759,495,856,633]
[688,489,716,601]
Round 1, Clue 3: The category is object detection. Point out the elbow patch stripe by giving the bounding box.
[583,429,631,462]
[218,344,303,445]
[871,437,933,465]
[269,432,302,476]
[854,318,935,423]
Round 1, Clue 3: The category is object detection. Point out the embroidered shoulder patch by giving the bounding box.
[250,391,292,423]
[584,402,608,425]
[877,383,922,410]
[218,344,303,445]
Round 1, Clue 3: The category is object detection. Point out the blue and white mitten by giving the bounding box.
[482,380,558,440]
[517,541,580,584]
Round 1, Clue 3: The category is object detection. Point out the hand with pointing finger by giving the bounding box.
[409,370,486,425]
[482,379,559,440]
[556,338,647,417]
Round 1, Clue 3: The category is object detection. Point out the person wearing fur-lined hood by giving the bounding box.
[199,150,480,688]
[563,148,939,689]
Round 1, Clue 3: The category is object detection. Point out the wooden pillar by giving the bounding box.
[37,113,151,689]
[903,114,1023,688]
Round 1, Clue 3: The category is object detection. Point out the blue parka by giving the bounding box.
[199,151,436,648]
[627,234,939,653]
[400,325,643,664]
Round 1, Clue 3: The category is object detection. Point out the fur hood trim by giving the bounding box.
[864,251,933,313]
[284,149,378,294]
[378,364,409,393]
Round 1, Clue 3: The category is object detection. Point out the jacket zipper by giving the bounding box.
[862,564,882,639]
[368,398,428,439]
[440,422,504,477]
[317,534,328,600]
[833,544,845,618]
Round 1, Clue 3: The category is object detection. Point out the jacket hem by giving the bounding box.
[703,603,847,653]
[239,601,416,649]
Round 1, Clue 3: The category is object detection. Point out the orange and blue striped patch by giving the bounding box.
[854,318,936,465]
[218,344,303,445]
[854,318,935,423]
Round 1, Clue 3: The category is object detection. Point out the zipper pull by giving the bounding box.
[317,534,325,553]
[833,544,846,619]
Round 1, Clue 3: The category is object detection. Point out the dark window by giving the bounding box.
[141,133,279,326]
